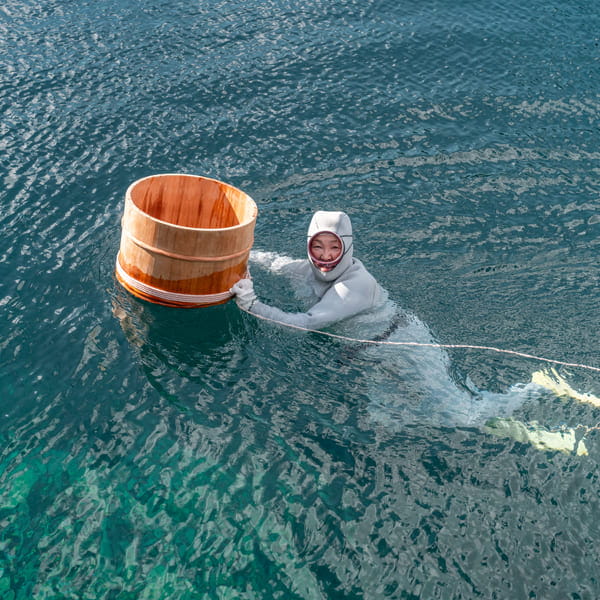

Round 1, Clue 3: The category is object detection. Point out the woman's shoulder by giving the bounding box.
[338,258,379,286]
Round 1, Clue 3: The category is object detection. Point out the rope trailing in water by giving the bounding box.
[243,308,600,374]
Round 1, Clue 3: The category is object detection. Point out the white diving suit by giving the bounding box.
[230,211,592,454]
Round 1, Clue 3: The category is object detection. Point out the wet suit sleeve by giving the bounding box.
[248,276,378,331]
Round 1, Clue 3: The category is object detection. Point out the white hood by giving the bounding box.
[307,211,354,282]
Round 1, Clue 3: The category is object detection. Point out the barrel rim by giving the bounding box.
[125,173,258,232]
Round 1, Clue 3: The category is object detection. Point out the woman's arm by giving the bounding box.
[233,275,378,331]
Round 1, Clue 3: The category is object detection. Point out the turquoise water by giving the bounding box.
[2,0,600,597]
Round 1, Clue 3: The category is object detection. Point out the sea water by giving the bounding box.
[1,0,600,597]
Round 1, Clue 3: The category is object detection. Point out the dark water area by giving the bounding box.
[1,0,600,597]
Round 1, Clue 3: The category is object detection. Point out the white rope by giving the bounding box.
[116,257,233,305]
[243,308,600,374]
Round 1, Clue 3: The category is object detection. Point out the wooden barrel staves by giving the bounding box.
[115,173,257,308]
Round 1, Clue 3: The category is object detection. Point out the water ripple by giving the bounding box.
[1,0,600,597]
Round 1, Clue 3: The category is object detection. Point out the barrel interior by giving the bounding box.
[130,174,255,229]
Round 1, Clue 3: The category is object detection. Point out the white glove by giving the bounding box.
[230,278,257,311]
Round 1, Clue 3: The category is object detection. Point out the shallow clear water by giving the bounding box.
[1,0,600,597]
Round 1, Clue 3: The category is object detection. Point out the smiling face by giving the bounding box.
[308,232,343,271]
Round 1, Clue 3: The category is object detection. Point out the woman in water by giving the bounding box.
[230,210,594,455]
[231,210,387,330]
